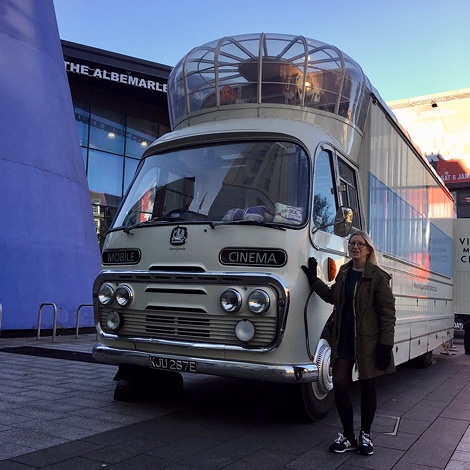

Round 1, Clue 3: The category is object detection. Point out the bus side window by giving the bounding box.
[313,150,337,232]
[337,158,361,229]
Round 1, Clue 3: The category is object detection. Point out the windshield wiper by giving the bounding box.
[213,219,286,231]
[117,216,287,234]
[120,216,184,235]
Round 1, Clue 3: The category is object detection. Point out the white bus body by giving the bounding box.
[92,34,454,420]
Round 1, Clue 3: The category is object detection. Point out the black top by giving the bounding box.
[338,269,362,359]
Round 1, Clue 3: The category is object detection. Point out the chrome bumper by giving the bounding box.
[92,343,318,384]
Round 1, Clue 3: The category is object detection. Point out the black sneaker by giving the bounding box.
[358,430,374,455]
[329,433,358,453]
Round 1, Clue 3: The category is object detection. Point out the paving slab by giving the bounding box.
[0,333,469,469]
[401,417,469,468]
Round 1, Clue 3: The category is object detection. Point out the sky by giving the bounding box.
[52,0,469,103]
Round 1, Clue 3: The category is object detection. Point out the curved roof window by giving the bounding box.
[168,33,374,130]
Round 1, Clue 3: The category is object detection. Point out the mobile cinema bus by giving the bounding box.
[92,34,455,421]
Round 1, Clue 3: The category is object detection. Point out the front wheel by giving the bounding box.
[291,336,335,422]
[113,364,184,401]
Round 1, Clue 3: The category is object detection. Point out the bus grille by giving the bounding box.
[100,310,277,347]
[95,271,286,349]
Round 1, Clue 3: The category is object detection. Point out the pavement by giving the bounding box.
[0,332,469,470]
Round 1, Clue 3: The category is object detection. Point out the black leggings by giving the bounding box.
[332,358,377,438]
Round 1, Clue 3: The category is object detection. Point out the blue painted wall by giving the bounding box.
[0,0,100,330]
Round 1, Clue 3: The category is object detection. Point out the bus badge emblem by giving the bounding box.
[170,226,188,245]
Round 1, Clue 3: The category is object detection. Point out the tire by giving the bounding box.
[291,334,335,422]
[114,379,135,401]
[150,370,184,396]
[113,365,184,400]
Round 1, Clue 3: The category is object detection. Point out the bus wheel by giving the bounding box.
[291,337,335,422]
[114,379,136,401]
[113,365,183,400]
[150,370,184,396]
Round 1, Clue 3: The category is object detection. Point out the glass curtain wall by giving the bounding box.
[73,100,169,246]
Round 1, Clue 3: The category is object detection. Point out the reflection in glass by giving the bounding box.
[87,150,124,196]
[71,99,165,246]
[126,116,159,158]
[89,106,125,155]
[369,174,452,277]
[112,141,309,229]
[337,159,361,228]
[313,150,336,232]
[81,147,87,170]
[123,157,139,193]
[169,33,373,131]
[74,101,89,147]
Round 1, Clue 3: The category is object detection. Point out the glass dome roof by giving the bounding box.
[168,33,373,130]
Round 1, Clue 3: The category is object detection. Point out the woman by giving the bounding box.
[302,230,396,456]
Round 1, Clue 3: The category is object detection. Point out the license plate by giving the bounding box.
[149,356,197,373]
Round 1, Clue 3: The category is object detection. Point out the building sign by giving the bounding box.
[431,154,470,184]
[65,61,167,93]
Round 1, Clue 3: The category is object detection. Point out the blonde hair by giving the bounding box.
[350,230,379,266]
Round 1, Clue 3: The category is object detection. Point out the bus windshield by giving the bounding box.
[112,141,309,230]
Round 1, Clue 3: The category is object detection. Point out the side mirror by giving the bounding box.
[334,206,353,237]
[312,206,353,237]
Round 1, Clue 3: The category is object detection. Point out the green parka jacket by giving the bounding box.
[312,259,396,380]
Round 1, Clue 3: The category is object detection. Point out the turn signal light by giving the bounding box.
[328,257,337,281]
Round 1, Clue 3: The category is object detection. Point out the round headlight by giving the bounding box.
[115,284,133,307]
[106,311,121,331]
[220,289,242,313]
[98,283,115,305]
[235,320,255,342]
[248,289,270,314]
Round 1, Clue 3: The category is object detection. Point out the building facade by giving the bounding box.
[62,44,469,229]
[62,41,172,245]
[388,89,470,218]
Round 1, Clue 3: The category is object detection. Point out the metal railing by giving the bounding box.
[37,303,94,342]
[75,304,93,338]
[37,303,61,342]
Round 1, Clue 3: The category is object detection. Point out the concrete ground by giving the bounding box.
[0,333,469,469]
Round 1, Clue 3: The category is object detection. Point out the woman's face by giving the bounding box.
[348,235,371,265]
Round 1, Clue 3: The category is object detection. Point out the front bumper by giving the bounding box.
[92,343,318,384]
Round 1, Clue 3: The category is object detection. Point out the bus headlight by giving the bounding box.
[106,311,121,331]
[98,283,115,305]
[115,284,134,307]
[248,289,270,314]
[220,289,242,313]
[235,320,255,342]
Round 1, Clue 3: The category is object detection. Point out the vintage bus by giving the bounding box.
[92,33,454,421]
